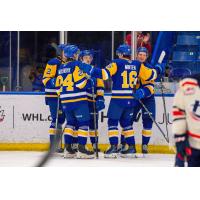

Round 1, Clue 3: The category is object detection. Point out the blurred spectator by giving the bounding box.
[125,31,152,55]
[29,64,45,92]
[137,31,152,55]
[44,37,58,63]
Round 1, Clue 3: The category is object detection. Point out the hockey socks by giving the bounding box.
[142,129,152,145]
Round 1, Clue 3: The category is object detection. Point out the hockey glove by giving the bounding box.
[155,63,163,76]
[132,88,145,100]
[96,99,105,112]
[174,134,192,167]
[79,63,94,76]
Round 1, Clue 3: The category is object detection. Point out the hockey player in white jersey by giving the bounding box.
[172,74,200,167]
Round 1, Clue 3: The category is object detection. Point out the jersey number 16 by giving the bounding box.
[121,70,137,89]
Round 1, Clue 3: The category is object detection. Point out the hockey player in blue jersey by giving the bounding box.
[57,45,95,159]
[79,50,105,151]
[79,44,162,158]
[130,47,156,154]
[42,44,68,153]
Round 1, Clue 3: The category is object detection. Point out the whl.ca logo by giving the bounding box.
[0,106,5,122]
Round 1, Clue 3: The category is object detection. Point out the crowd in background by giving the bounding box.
[0,31,174,92]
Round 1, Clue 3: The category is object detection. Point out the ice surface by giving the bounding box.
[0,152,175,167]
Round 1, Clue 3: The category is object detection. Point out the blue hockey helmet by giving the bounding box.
[58,44,68,51]
[63,45,80,58]
[79,50,94,59]
[137,47,148,55]
[116,44,131,56]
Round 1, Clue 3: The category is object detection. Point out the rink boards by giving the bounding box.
[0,93,175,153]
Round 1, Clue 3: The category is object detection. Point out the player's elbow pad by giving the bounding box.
[75,79,87,89]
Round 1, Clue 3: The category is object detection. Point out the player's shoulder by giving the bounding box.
[47,57,61,65]
[131,59,141,66]
[143,62,153,69]
[179,73,200,94]
[111,58,121,64]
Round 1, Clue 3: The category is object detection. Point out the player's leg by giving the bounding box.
[120,107,136,157]
[187,148,200,167]
[141,96,155,154]
[119,100,141,152]
[104,100,123,158]
[75,102,95,159]
[71,123,78,152]
[63,107,77,158]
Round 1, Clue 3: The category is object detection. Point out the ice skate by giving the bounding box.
[77,145,95,159]
[63,144,77,158]
[71,143,78,152]
[142,144,148,154]
[120,145,136,158]
[104,145,118,158]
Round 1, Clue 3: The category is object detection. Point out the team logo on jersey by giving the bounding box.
[184,87,195,95]
[79,70,83,76]
[190,100,200,121]
[0,106,5,122]
[106,64,112,69]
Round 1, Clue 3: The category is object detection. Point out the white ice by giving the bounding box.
[0,151,175,167]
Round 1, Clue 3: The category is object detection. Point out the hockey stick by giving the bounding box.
[158,51,170,142]
[91,79,99,159]
[138,98,169,143]
[36,95,62,167]
[132,76,169,144]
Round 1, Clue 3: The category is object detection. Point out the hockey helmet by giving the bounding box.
[137,47,148,55]
[116,44,131,56]
[64,45,80,58]
[79,50,94,59]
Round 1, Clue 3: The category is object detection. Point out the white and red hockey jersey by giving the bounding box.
[172,75,200,150]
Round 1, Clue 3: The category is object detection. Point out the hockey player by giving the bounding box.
[79,44,162,158]
[120,47,156,154]
[172,74,200,167]
[42,44,67,152]
[79,50,105,151]
[57,45,94,159]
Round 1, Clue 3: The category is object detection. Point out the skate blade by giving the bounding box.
[120,153,137,158]
[104,153,118,158]
[77,152,95,159]
[135,153,145,158]
[63,153,77,159]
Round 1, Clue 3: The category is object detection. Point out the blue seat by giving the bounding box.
[196,52,200,60]
[172,51,196,62]
[177,35,198,46]
[173,45,198,52]
[170,67,191,80]
[178,31,200,36]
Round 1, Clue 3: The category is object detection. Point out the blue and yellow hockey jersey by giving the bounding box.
[57,61,89,105]
[92,58,157,100]
[42,56,63,100]
[86,78,105,103]
[137,62,155,98]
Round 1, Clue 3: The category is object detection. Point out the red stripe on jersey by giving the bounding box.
[181,81,198,87]
[187,131,200,139]
[172,111,184,116]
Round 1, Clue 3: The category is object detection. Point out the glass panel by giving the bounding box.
[19,31,59,91]
[0,32,10,91]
